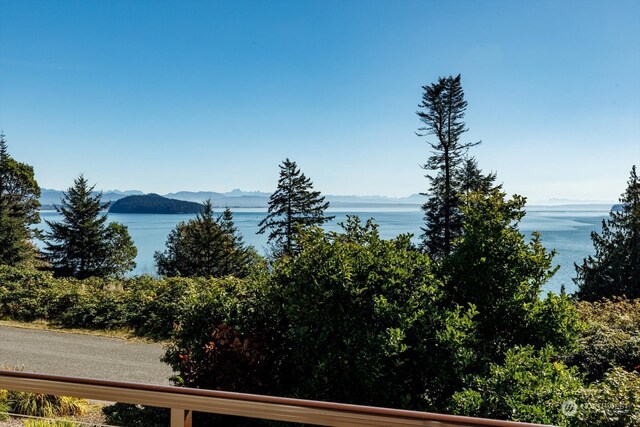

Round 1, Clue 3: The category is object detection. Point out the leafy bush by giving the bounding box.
[0,266,243,340]
[573,367,640,426]
[164,218,478,416]
[162,274,280,427]
[102,403,169,427]
[269,218,478,409]
[163,276,277,391]
[0,267,54,320]
[124,277,217,339]
[566,298,640,380]
[443,191,581,366]
[451,345,584,425]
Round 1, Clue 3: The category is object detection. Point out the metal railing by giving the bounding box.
[0,370,551,427]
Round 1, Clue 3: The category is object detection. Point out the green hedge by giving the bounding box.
[0,266,254,340]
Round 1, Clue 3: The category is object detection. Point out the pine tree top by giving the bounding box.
[257,158,333,256]
[575,165,640,300]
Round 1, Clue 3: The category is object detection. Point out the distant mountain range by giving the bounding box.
[40,188,425,209]
[528,197,617,206]
[39,187,621,211]
[39,188,143,207]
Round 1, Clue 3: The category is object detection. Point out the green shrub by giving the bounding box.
[163,218,480,421]
[268,218,477,410]
[162,274,280,427]
[125,276,213,339]
[451,345,584,425]
[163,276,274,391]
[443,191,581,366]
[0,267,55,320]
[573,367,640,427]
[566,298,640,380]
[0,266,230,340]
[102,403,169,427]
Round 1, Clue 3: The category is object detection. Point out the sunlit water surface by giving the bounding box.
[36,206,611,295]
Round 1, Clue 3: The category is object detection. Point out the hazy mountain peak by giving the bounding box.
[40,187,424,208]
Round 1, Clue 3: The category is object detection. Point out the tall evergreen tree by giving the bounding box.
[575,165,640,300]
[458,156,499,198]
[0,133,41,266]
[155,201,258,278]
[43,175,137,278]
[219,207,261,275]
[257,158,334,256]
[417,75,496,258]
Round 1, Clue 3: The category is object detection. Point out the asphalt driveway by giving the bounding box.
[0,326,173,385]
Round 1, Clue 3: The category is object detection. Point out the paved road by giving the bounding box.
[0,326,173,385]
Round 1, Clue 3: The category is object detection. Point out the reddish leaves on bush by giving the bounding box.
[176,324,278,394]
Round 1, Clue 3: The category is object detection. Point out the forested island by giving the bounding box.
[109,194,204,214]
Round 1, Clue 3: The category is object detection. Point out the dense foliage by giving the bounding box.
[270,217,477,409]
[451,345,584,425]
[257,158,334,256]
[109,193,204,214]
[155,201,262,278]
[453,341,640,427]
[575,165,640,300]
[566,298,640,381]
[43,175,137,279]
[162,218,478,425]
[416,75,496,258]
[2,270,640,426]
[573,367,640,426]
[0,265,238,339]
[0,133,41,267]
[444,190,581,365]
[103,403,169,427]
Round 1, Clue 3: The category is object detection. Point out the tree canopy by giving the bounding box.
[257,158,333,256]
[43,175,137,279]
[269,217,477,409]
[417,75,496,259]
[443,189,580,363]
[109,193,204,214]
[0,133,41,266]
[575,165,640,300]
[155,201,260,278]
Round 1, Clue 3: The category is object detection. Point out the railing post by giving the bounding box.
[171,408,192,427]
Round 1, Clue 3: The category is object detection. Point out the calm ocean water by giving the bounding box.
[36,206,611,295]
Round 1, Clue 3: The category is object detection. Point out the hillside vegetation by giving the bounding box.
[109,194,204,214]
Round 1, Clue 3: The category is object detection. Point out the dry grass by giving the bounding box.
[0,400,108,427]
[0,320,160,344]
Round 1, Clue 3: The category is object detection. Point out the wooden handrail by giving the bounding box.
[0,371,552,427]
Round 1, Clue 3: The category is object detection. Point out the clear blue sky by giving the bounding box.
[1,0,638,202]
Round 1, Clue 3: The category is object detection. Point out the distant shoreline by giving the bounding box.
[38,203,615,214]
